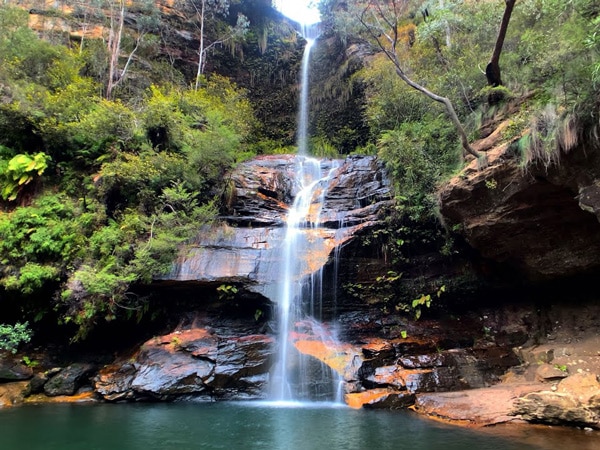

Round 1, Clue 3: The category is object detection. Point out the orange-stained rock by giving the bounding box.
[293,339,356,377]
[0,381,30,408]
[416,383,545,427]
[346,388,396,409]
[24,391,97,405]
[344,388,415,410]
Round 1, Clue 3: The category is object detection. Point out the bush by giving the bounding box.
[0,322,32,354]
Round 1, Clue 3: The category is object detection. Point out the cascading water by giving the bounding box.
[270,30,344,404]
[297,37,315,156]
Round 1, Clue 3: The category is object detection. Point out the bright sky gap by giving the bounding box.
[274,0,321,25]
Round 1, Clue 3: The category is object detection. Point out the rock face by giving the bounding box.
[163,155,393,301]
[513,372,600,428]
[95,324,274,401]
[438,142,600,279]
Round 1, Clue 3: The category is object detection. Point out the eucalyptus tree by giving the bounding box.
[187,0,249,90]
[348,0,482,159]
[105,0,160,99]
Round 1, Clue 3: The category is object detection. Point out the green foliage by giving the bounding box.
[0,193,84,294]
[377,117,459,222]
[0,321,32,354]
[217,284,239,301]
[310,136,340,158]
[0,152,50,200]
[344,270,402,314]
[411,285,445,320]
[359,54,431,135]
[21,355,39,367]
[554,364,568,373]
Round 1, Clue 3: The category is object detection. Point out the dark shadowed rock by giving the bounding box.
[95,327,274,401]
[0,354,33,381]
[361,391,415,409]
[44,363,96,396]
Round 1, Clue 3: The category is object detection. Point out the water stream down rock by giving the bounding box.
[163,154,393,301]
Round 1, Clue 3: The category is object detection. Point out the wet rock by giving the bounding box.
[161,155,392,302]
[0,354,33,381]
[95,363,137,402]
[364,365,406,389]
[95,328,274,401]
[361,340,396,366]
[345,388,411,409]
[0,381,30,407]
[223,154,297,227]
[361,391,415,410]
[44,363,96,397]
[399,353,447,369]
[28,372,49,394]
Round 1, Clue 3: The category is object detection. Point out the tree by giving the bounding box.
[485,0,516,87]
[187,0,249,90]
[105,0,159,99]
[355,0,482,159]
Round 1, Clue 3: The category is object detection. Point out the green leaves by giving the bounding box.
[1,152,49,201]
[0,322,32,354]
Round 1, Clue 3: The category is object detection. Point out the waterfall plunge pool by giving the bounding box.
[1,402,598,450]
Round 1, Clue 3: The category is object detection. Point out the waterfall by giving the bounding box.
[297,37,315,156]
[270,33,344,404]
[270,157,342,402]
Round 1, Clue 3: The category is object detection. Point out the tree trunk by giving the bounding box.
[360,0,483,161]
[393,65,481,159]
[486,0,516,87]
[106,0,125,99]
[195,0,206,91]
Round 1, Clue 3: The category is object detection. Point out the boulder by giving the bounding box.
[0,354,33,381]
[44,363,96,397]
[512,372,600,428]
[95,327,274,401]
[513,391,599,427]
[557,372,600,403]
